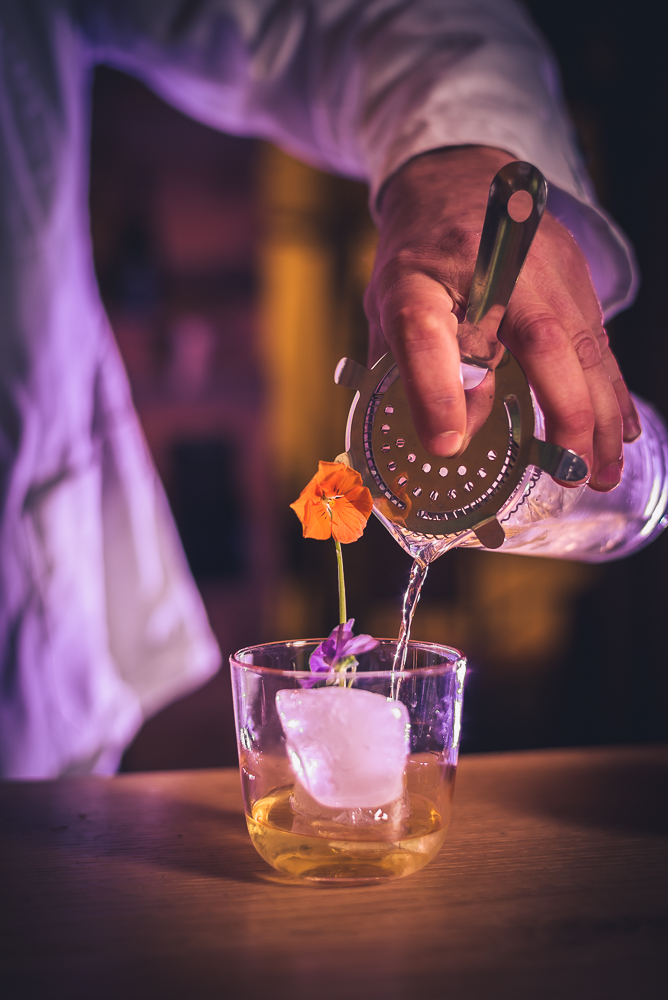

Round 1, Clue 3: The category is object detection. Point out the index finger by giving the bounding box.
[380,271,466,456]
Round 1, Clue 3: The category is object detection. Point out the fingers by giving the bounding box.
[549,245,641,445]
[599,344,641,442]
[503,284,623,490]
[376,271,466,456]
[502,297,595,477]
[367,154,638,491]
[369,258,634,490]
[582,334,625,490]
[516,218,639,488]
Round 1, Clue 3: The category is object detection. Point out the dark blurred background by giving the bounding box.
[86,0,668,771]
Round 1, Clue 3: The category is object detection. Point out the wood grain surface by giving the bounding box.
[1,745,667,1000]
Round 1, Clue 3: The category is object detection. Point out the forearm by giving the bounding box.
[81,0,635,315]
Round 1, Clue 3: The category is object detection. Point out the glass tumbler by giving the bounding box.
[230,639,466,883]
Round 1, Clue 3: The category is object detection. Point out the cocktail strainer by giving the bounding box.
[335,162,588,551]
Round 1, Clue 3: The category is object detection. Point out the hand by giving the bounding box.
[365,146,640,491]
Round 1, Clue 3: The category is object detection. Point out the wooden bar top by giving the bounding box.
[1,745,667,999]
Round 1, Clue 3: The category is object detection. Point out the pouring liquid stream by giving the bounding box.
[390,556,429,696]
[390,534,464,697]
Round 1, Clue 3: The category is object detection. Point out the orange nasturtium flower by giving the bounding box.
[290,461,373,544]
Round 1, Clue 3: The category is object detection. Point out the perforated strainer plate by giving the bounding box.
[336,349,538,545]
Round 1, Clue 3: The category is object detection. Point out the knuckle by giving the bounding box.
[386,302,444,345]
[374,233,477,299]
[376,247,431,282]
[595,325,611,351]
[558,406,595,440]
[372,256,422,304]
[419,389,461,412]
[595,410,623,442]
[511,314,565,358]
[573,331,603,370]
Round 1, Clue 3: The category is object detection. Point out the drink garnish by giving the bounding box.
[290,459,377,684]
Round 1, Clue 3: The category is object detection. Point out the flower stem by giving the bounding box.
[334,538,347,625]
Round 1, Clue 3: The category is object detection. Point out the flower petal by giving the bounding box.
[330,498,370,543]
[341,633,379,657]
[291,462,373,543]
[309,645,330,673]
[290,496,332,540]
[331,619,355,660]
[314,460,356,490]
[309,621,356,677]
[309,629,341,673]
[299,674,320,689]
[290,468,332,538]
[315,462,368,501]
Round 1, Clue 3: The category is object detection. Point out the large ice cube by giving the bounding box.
[275,687,410,808]
[289,780,410,840]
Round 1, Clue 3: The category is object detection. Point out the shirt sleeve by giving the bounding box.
[77,0,637,319]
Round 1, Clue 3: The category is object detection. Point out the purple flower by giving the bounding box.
[304,619,379,687]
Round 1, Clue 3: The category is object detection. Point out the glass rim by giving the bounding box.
[230,636,466,679]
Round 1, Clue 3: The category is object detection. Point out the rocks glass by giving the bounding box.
[230,639,466,883]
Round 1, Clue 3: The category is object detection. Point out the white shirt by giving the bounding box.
[0,0,636,777]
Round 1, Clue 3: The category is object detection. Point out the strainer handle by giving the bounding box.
[458,162,547,388]
[465,161,547,327]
